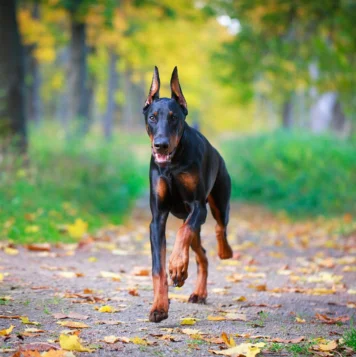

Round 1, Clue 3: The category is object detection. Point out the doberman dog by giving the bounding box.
[143,66,233,323]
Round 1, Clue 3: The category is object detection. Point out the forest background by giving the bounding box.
[0,0,355,243]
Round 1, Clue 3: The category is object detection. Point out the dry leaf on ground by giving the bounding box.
[221,332,236,348]
[209,342,265,356]
[102,335,120,344]
[313,340,338,352]
[99,271,121,281]
[315,313,350,324]
[59,334,92,352]
[0,325,14,336]
[57,321,89,329]
[26,243,51,252]
[97,305,117,313]
[180,317,199,325]
[20,316,40,325]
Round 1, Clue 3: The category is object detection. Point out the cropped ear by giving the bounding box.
[143,66,160,111]
[170,66,188,115]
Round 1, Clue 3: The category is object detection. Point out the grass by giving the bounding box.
[221,131,356,216]
[269,342,284,352]
[267,341,318,356]
[286,343,313,356]
[343,320,356,351]
[0,124,149,243]
[247,311,269,328]
[2,127,356,243]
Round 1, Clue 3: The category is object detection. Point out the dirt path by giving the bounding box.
[0,202,355,356]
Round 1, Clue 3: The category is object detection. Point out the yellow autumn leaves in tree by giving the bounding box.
[16,1,258,134]
[18,8,56,63]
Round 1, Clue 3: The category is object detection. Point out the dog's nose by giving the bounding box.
[154,139,169,151]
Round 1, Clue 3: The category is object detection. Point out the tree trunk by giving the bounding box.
[25,3,41,126]
[55,48,70,132]
[68,15,92,133]
[0,0,27,152]
[282,97,293,129]
[25,48,41,125]
[103,51,118,139]
[123,68,134,130]
[331,98,346,133]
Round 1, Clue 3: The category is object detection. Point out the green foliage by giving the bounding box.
[269,343,284,352]
[221,132,356,216]
[213,0,356,115]
[343,320,356,351]
[0,125,149,243]
[286,342,314,356]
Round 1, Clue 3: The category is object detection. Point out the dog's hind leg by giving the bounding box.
[208,161,233,259]
[188,228,208,304]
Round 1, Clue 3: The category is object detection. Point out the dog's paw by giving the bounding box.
[218,244,233,260]
[169,253,189,287]
[188,293,207,304]
[149,309,168,323]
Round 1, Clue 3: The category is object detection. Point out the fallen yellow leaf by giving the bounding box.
[181,328,201,336]
[295,317,306,324]
[221,332,236,348]
[0,325,14,336]
[67,219,88,238]
[343,265,356,272]
[130,337,148,346]
[180,317,199,325]
[24,328,45,333]
[98,305,115,313]
[317,340,338,351]
[103,335,120,344]
[208,316,226,321]
[209,342,265,356]
[20,316,40,325]
[233,296,247,302]
[225,313,247,321]
[4,247,19,255]
[100,271,121,281]
[59,334,92,352]
[248,283,267,291]
[57,321,89,329]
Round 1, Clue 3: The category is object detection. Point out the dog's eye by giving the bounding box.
[149,115,156,122]
[172,115,177,120]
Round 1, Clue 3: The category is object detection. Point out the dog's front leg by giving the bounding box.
[149,211,169,322]
[169,201,207,287]
[149,175,171,323]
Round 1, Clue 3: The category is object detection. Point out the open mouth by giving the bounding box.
[152,149,175,164]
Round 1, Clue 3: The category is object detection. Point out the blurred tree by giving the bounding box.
[0,0,27,152]
[23,2,42,126]
[210,0,356,131]
[62,0,92,133]
[60,0,117,134]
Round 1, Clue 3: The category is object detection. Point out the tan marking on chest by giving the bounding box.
[156,177,168,200]
[178,172,199,191]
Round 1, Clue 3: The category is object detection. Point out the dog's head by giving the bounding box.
[143,66,188,167]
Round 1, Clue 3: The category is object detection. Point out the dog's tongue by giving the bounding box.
[155,153,169,163]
